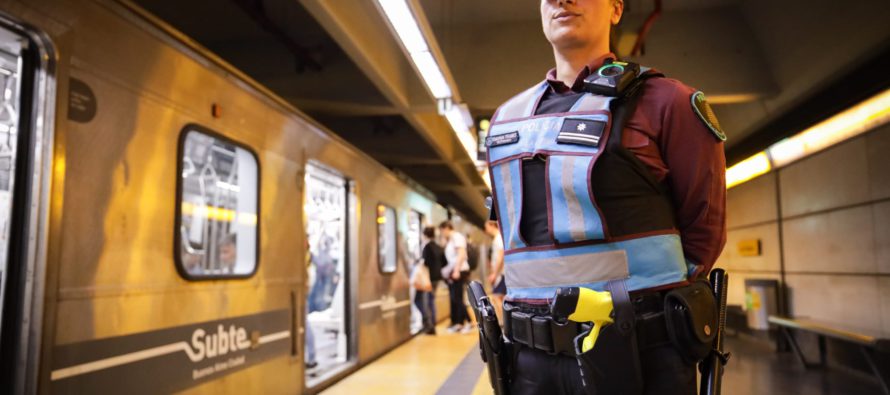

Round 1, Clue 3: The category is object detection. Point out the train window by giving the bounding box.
[176,126,259,279]
[406,210,424,334]
[377,204,397,274]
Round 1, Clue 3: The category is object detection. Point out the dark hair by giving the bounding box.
[438,220,454,230]
[423,226,436,239]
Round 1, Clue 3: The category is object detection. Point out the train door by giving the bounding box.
[303,162,351,386]
[406,210,424,334]
[0,20,55,393]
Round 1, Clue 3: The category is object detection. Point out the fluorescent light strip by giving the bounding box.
[376,0,428,53]
[727,88,890,189]
[377,0,452,100]
[376,0,483,180]
[446,105,476,158]
[726,152,771,189]
[410,51,452,99]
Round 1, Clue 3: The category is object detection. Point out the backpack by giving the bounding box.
[466,242,479,271]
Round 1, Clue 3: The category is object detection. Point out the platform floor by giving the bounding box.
[322,325,883,395]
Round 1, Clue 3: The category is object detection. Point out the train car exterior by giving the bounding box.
[0,0,487,393]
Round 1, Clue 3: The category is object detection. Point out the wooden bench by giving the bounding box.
[768,315,890,394]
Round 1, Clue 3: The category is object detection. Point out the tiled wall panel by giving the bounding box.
[866,123,890,201]
[779,138,870,217]
[726,172,778,229]
[875,201,890,274]
[782,205,876,274]
[786,274,881,332]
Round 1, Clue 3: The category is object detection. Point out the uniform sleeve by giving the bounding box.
[657,81,727,275]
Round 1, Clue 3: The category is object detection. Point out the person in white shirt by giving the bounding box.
[485,220,506,321]
[439,221,471,333]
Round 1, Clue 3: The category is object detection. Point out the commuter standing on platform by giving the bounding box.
[440,221,472,334]
[479,0,727,393]
[418,226,444,334]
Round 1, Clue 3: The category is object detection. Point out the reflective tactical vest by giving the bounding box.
[487,71,692,302]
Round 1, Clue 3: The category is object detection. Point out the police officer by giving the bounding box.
[483,0,727,394]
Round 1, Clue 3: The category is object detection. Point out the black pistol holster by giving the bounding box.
[467,281,511,395]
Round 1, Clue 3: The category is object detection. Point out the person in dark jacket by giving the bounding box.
[418,226,444,334]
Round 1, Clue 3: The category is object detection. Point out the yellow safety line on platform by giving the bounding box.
[321,324,485,395]
[471,369,493,395]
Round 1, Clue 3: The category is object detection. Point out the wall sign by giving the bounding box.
[738,239,762,257]
[68,77,97,123]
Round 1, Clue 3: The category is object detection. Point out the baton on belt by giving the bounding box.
[700,269,731,395]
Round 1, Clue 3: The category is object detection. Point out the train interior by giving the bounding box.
[0,24,22,344]
[304,162,351,386]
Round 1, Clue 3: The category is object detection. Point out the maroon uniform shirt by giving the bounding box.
[517,54,726,276]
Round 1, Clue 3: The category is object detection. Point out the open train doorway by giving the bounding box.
[0,24,25,348]
[406,210,424,334]
[303,162,351,386]
[0,19,53,392]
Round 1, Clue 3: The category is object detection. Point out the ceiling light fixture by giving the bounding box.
[376,0,451,100]
[376,0,480,169]
[727,88,890,189]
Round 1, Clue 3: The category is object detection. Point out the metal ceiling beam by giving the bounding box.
[289,98,401,117]
[299,0,488,223]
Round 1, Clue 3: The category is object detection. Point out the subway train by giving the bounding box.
[0,0,488,393]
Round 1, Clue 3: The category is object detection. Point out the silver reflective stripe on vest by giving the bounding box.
[499,162,519,249]
[505,249,630,289]
[493,82,548,122]
[560,156,587,241]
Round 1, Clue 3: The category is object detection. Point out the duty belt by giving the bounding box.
[505,291,671,357]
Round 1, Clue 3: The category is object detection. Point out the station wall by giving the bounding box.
[716,122,890,334]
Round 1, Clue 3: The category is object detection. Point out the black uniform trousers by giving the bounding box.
[509,342,696,395]
[447,271,471,326]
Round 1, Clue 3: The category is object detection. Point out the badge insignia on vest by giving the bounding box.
[486,131,520,147]
[691,91,727,141]
[557,118,607,147]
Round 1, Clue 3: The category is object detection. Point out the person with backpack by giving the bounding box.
[439,221,472,334]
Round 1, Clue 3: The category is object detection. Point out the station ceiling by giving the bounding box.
[134,0,890,226]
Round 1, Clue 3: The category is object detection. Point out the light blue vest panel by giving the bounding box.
[487,81,688,301]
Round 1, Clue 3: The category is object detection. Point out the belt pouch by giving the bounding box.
[664,281,718,364]
[574,280,644,395]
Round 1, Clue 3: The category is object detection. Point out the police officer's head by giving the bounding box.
[540,0,624,52]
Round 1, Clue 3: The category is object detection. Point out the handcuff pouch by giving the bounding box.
[664,281,718,364]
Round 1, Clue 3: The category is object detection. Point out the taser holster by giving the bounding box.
[573,280,643,395]
[467,281,510,395]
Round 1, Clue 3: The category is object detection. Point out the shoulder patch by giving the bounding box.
[691,91,727,141]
